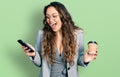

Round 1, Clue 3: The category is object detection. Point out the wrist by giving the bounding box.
[84,61,89,64]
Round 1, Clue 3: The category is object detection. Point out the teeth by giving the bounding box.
[55,23,57,25]
[51,23,56,26]
[53,23,56,26]
[52,23,55,26]
[51,23,56,29]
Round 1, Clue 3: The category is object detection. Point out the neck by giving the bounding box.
[55,30,63,45]
[55,30,62,39]
[55,30,63,54]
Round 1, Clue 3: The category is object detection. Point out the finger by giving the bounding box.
[25,51,35,56]
[86,50,89,54]
[94,51,98,56]
[27,43,35,51]
[25,49,32,53]
[96,50,98,52]
[92,55,97,60]
[25,52,31,56]
[94,57,96,60]
[88,50,98,55]
[22,46,28,51]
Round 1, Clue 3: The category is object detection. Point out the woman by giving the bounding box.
[22,1,98,77]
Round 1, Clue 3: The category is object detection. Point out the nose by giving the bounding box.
[49,17,54,22]
[46,16,54,24]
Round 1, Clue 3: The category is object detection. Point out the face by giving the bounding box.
[45,6,62,32]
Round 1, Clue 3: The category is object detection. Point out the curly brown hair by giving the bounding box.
[41,1,82,64]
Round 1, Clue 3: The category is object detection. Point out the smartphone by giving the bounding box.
[17,39,34,52]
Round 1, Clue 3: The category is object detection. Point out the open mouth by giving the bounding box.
[51,23,57,29]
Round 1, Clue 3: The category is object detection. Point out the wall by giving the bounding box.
[0,0,120,77]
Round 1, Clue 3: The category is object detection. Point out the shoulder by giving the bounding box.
[74,29,84,44]
[38,29,44,35]
[74,29,84,48]
[36,29,44,41]
[74,28,84,35]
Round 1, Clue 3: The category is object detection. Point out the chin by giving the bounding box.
[52,30,57,32]
[51,29,58,32]
[51,28,61,33]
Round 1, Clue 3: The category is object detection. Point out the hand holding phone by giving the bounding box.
[17,39,34,52]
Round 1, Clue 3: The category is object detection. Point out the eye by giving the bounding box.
[53,15,58,18]
[45,16,50,19]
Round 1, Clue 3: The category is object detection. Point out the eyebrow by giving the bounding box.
[46,13,58,16]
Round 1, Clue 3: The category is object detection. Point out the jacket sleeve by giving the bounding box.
[77,30,89,67]
[29,30,43,67]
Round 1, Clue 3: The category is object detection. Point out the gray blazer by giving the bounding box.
[30,29,88,77]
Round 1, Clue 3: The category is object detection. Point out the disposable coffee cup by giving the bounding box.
[88,41,98,55]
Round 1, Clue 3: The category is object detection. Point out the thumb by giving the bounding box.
[26,43,36,52]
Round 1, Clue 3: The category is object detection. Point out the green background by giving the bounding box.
[0,0,120,77]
